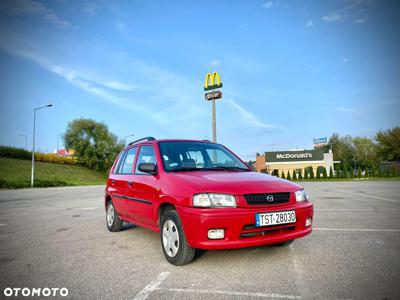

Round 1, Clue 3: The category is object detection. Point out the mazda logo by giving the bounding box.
[266,195,274,203]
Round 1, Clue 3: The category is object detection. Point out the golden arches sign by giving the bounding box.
[204,71,223,91]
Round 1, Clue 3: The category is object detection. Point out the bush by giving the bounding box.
[316,169,321,179]
[392,163,397,177]
[292,170,297,180]
[298,169,303,180]
[309,167,315,179]
[0,146,77,165]
[286,171,291,180]
[322,167,328,179]
[329,166,334,178]
[281,171,286,179]
[303,168,308,180]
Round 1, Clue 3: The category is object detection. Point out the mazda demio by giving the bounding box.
[105,137,313,265]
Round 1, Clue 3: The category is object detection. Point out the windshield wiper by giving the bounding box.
[170,167,203,172]
[209,166,251,172]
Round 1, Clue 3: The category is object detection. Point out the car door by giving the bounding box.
[112,147,138,218]
[108,150,128,217]
[125,144,157,227]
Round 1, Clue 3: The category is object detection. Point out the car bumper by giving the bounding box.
[177,203,313,250]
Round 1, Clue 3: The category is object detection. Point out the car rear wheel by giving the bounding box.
[160,210,196,266]
[106,201,123,232]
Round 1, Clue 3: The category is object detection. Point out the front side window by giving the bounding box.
[159,141,249,172]
[135,145,156,174]
[120,147,137,174]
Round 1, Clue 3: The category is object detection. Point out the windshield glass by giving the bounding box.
[158,141,249,172]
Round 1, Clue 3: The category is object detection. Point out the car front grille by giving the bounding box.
[244,192,290,205]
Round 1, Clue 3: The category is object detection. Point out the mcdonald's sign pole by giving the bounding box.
[204,71,223,143]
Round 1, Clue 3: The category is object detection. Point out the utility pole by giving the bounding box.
[31,104,52,187]
[204,71,223,143]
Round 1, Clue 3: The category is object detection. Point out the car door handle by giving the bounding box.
[128,181,133,187]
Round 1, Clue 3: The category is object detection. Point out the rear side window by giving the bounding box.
[120,147,137,174]
[135,145,156,174]
[113,151,126,174]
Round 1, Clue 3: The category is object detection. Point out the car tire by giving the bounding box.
[160,210,196,266]
[106,200,123,232]
[274,240,294,247]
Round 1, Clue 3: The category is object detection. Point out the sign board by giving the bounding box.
[313,137,327,144]
[205,90,222,100]
[204,71,223,91]
[265,150,324,162]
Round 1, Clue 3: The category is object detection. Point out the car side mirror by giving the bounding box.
[138,163,157,175]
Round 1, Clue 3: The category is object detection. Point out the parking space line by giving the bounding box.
[0,223,7,226]
[133,271,170,300]
[164,288,301,299]
[329,190,400,204]
[314,227,400,232]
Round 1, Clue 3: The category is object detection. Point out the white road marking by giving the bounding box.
[81,207,97,210]
[133,272,170,300]
[0,223,7,226]
[314,227,400,232]
[328,190,400,204]
[165,288,301,299]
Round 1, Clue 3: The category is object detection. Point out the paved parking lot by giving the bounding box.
[0,181,399,299]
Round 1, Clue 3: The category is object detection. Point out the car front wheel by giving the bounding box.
[160,210,196,266]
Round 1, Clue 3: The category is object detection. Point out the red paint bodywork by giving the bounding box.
[105,139,313,250]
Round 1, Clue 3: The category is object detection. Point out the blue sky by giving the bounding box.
[0,0,399,160]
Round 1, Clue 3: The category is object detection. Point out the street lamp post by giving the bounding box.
[18,134,28,150]
[123,134,135,145]
[31,104,53,187]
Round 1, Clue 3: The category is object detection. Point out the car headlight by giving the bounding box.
[193,193,237,208]
[295,190,309,202]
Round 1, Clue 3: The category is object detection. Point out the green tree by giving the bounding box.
[385,165,390,177]
[281,171,286,179]
[375,127,400,162]
[357,168,362,178]
[309,167,315,179]
[353,137,378,169]
[329,166,334,178]
[348,167,354,178]
[304,167,308,180]
[392,163,397,177]
[329,133,355,167]
[377,166,382,177]
[371,167,376,177]
[286,171,291,180]
[298,169,303,180]
[316,168,321,179]
[322,167,328,179]
[292,170,297,180]
[64,118,124,171]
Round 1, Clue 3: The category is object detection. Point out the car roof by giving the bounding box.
[124,138,214,149]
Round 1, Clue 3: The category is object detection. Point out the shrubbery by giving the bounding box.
[0,146,77,165]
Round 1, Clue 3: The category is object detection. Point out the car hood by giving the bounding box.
[169,171,302,195]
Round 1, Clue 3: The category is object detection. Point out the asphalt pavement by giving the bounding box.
[0,181,399,299]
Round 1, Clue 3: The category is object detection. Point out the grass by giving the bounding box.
[0,157,107,189]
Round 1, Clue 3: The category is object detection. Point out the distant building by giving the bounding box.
[56,149,76,156]
[256,149,337,177]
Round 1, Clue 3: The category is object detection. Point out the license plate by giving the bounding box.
[255,210,296,227]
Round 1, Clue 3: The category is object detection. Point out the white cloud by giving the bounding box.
[321,0,372,24]
[322,11,344,23]
[208,60,221,67]
[305,20,313,27]
[262,1,273,9]
[0,0,71,28]
[82,1,98,15]
[228,99,278,130]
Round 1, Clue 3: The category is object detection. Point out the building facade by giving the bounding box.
[256,149,335,177]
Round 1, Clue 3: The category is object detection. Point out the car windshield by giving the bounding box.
[158,141,250,172]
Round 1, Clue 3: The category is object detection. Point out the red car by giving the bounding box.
[105,137,313,265]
